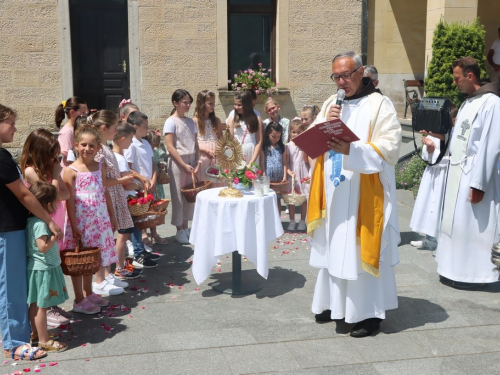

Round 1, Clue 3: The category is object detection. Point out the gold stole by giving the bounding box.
[306,141,385,278]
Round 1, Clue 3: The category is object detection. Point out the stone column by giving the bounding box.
[425,0,479,75]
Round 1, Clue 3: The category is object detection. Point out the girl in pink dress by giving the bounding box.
[285,118,310,231]
[193,90,224,187]
[20,128,73,325]
[55,97,88,168]
[62,125,118,314]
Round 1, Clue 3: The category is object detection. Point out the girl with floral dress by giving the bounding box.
[62,125,119,314]
[20,128,72,326]
[89,110,139,285]
[285,118,310,231]
[260,122,287,210]
[193,90,224,187]
[26,181,69,353]
[228,90,264,168]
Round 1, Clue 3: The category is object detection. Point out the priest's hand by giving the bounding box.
[327,137,350,155]
[422,136,436,153]
[470,187,484,204]
[419,130,445,141]
[327,104,341,121]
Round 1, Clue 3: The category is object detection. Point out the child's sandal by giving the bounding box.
[39,340,68,353]
[4,344,47,360]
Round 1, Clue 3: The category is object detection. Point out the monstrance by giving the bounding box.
[216,132,244,198]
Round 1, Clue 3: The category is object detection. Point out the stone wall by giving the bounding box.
[0,0,62,155]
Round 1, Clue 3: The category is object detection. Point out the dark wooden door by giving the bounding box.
[70,0,130,111]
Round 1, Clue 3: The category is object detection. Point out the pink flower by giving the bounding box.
[268,69,272,72]
[233,177,240,184]
[234,74,238,78]
[256,170,262,175]
[258,62,263,67]
[254,79,258,82]
[242,83,246,88]
[244,70,248,73]
[224,169,229,173]
[227,79,232,83]
[255,90,260,94]
[245,171,256,179]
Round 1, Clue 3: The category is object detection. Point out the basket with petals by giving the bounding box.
[206,166,224,183]
[157,169,170,185]
[283,177,307,206]
[127,191,154,216]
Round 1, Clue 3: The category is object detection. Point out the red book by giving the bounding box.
[292,119,360,159]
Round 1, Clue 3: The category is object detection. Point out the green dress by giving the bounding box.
[26,217,69,308]
[153,147,166,200]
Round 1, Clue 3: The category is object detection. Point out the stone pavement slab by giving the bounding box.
[3,188,500,375]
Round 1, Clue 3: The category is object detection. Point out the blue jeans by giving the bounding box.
[131,223,145,259]
[0,230,30,349]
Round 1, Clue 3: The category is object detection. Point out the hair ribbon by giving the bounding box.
[61,100,66,108]
[119,99,132,108]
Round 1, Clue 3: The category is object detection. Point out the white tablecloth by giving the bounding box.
[190,187,284,285]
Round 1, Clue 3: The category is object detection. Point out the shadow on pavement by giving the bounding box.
[203,266,307,299]
[399,231,423,246]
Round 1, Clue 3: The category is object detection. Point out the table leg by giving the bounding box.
[212,251,262,295]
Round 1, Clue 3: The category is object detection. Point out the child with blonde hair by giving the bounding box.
[286,118,310,231]
[193,90,223,186]
[300,104,320,129]
[118,99,139,121]
[264,97,290,144]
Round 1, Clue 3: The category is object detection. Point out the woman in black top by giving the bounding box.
[0,104,61,360]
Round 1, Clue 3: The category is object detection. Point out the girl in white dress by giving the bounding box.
[193,90,223,187]
[228,91,264,169]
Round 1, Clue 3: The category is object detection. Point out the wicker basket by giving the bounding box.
[151,199,170,212]
[135,209,168,230]
[181,171,212,203]
[270,180,289,194]
[282,176,307,206]
[157,169,170,185]
[60,240,101,276]
[128,201,151,216]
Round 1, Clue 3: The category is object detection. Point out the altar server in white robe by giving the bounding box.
[410,106,457,253]
[307,51,401,337]
[437,56,500,288]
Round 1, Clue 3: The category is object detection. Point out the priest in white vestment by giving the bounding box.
[436,56,500,288]
[307,51,401,337]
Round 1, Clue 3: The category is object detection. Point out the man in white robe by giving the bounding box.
[307,51,401,337]
[437,56,500,288]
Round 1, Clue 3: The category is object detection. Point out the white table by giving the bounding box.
[190,187,284,295]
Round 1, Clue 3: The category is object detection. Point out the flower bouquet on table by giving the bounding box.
[228,63,279,97]
[127,192,154,216]
[219,162,262,190]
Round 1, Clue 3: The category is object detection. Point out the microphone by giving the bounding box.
[336,89,346,107]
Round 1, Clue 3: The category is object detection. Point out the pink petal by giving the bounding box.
[141,306,145,309]
[178,286,182,289]
[39,364,46,368]
[195,287,200,291]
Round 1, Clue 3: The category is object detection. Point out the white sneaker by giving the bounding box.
[106,274,129,289]
[297,220,307,231]
[287,220,296,231]
[185,228,191,237]
[175,229,189,244]
[144,243,153,253]
[126,240,134,257]
[410,239,437,250]
[92,280,124,296]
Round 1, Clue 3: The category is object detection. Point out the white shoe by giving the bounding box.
[287,220,296,231]
[297,220,306,231]
[410,239,437,250]
[92,280,124,296]
[175,229,189,244]
[185,228,191,237]
[126,240,134,257]
[106,274,129,289]
[144,243,153,253]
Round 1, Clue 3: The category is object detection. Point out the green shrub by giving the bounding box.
[425,18,487,107]
[396,154,427,198]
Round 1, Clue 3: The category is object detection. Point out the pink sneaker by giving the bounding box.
[46,307,71,327]
[72,298,101,315]
[86,293,109,307]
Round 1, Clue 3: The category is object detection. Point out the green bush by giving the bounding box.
[396,154,427,198]
[425,18,487,107]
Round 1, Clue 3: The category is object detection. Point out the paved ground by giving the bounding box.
[3,187,500,375]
